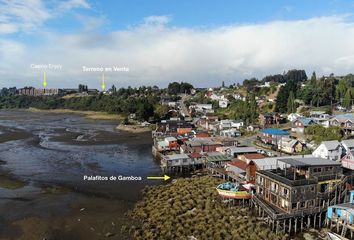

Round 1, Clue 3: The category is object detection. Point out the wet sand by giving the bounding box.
[0,110,160,239]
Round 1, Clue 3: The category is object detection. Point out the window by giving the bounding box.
[310,186,315,192]
[292,203,297,210]
[283,188,289,197]
[300,202,306,208]
[271,182,278,192]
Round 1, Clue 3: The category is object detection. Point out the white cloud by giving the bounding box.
[57,0,91,13]
[142,15,172,25]
[1,15,354,88]
[75,14,107,31]
[0,0,91,34]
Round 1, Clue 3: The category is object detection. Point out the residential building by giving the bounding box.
[312,140,343,161]
[291,117,316,134]
[246,124,261,132]
[278,137,304,154]
[253,157,346,231]
[259,128,288,146]
[326,191,354,238]
[219,99,229,108]
[238,153,266,162]
[161,153,191,170]
[309,111,331,127]
[287,113,302,122]
[181,138,222,154]
[154,120,193,136]
[225,159,257,184]
[156,137,179,152]
[220,129,241,138]
[259,112,284,127]
[342,139,354,154]
[329,114,354,135]
[215,146,258,158]
[340,139,354,171]
[219,119,244,130]
[18,87,61,96]
[205,152,233,167]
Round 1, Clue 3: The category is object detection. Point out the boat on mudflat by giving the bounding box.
[216,182,252,199]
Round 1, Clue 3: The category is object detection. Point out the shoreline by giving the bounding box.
[26,107,126,121]
[116,123,152,133]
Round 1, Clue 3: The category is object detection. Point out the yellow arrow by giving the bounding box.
[101,73,105,91]
[43,71,47,88]
[147,175,170,181]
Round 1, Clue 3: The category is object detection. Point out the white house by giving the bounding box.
[219,120,244,130]
[287,113,301,122]
[312,140,343,161]
[220,129,241,138]
[219,99,229,108]
[309,111,331,127]
[341,139,354,154]
[233,94,246,101]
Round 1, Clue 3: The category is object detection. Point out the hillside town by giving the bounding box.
[150,72,354,239]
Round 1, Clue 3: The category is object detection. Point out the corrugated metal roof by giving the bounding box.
[279,157,341,167]
[322,140,341,151]
[165,153,190,160]
[261,128,288,135]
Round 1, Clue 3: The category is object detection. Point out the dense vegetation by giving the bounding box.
[130,176,288,240]
[276,72,354,113]
[0,83,197,121]
[217,94,258,124]
[305,125,343,144]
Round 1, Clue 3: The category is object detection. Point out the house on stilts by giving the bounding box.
[252,157,349,235]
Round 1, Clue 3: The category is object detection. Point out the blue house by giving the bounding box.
[327,191,354,227]
[259,128,288,146]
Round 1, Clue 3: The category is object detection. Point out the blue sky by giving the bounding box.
[1,0,354,88]
[44,0,354,30]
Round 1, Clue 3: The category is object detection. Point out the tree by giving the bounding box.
[287,91,295,113]
[310,71,317,85]
[275,80,298,113]
[110,85,117,93]
[248,93,258,124]
[343,89,352,109]
[155,104,170,119]
[167,82,194,95]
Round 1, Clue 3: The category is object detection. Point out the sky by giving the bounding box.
[1,0,354,89]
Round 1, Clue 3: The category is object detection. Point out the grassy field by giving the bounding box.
[130,176,289,240]
[28,108,126,120]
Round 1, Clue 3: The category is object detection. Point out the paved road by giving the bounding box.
[179,94,191,117]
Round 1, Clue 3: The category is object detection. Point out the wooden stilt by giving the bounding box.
[307,216,311,229]
[294,218,297,234]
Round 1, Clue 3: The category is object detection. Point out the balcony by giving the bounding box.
[258,170,317,187]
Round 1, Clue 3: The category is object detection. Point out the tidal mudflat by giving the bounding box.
[0,110,161,240]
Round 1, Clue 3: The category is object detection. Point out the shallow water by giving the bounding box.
[0,110,161,239]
